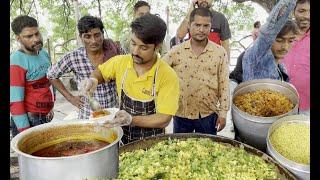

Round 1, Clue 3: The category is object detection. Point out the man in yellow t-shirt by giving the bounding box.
[81,14,179,144]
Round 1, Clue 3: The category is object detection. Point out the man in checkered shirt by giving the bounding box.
[47,15,123,119]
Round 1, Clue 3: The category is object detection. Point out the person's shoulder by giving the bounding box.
[158,59,179,78]
[170,40,190,54]
[208,41,225,52]
[211,9,228,19]
[10,50,20,60]
[39,49,50,59]
[59,47,85,60]
[10,51,21,64]
[108,54,131,64]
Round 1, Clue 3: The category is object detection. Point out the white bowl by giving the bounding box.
[89,108,119,123]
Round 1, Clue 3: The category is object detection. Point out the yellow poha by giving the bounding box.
[270,123,310,165]
[234,89,294,117]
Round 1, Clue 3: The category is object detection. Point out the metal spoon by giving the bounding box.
[87,93,102,111]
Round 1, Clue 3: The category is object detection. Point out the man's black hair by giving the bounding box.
[254,21,261,28]
[130,14,166,45]
[295,0,310,9]
[134,1,150,12]
[77,15,104,35]
[189,7,213,23]
[11,15,38,35]
[277,20,300,38]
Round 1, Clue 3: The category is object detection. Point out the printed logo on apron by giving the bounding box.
[119,67,164,144]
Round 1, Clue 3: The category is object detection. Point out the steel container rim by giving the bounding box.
[266,115,310,173]
[10,120,123,160]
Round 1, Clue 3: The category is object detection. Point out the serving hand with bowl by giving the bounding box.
[81,78,132,127]
[89,108,132,128]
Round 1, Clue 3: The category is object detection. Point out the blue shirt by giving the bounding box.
[242,0,296,82]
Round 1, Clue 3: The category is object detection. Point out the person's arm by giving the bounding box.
[47,55,83,108]
[10,59,30,132]
[162,48,175,67]
[49,79,83,109]
[176,4,195,41]
[90,68,106,84]
[83,56,118,94]
[216,49,230,131]
[220,39,230,64]
[132,113,172,128]
[242,0,297,81]
[159,40,169,57]
[219,13,231,63]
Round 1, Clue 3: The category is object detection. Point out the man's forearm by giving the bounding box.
[176,5,194,40]
[50,79,74,100]
[221,39,230,64]
[132,113,172,129]
[177,18,189,40]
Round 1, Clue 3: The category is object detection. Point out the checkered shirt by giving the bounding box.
[47,46,120,119]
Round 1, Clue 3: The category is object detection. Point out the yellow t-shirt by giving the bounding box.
[98,54,179,115]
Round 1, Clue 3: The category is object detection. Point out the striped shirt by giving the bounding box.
[10,49,55,132]
[47,40,121,119]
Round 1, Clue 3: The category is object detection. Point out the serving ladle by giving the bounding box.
[87,93,102,111]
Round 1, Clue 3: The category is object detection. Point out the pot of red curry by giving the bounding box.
[10,120,123,180]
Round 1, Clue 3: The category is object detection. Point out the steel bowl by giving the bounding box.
[120,133,296,180]
[10,120,123,180]
[232,79,299,150]
[267,115,310,180]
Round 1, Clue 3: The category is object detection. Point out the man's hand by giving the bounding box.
[215,117,226,132]
[111,110,132,125]
[67,95,84,109]
[79,78,98,96]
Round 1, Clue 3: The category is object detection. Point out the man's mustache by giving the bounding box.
[132,54,142,60]
[32,41,43,48]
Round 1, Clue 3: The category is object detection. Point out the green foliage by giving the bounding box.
[10,0,258,55]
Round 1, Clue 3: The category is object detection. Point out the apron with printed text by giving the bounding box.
[120,67,164,144]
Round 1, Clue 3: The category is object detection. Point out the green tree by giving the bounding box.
[10,0,269,57]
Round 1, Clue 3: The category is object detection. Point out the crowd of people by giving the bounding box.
[10,0,310,145]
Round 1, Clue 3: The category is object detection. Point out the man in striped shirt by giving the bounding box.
[10,15,55,136]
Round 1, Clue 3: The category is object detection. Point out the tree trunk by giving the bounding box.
[72,0,81,47]
[232,0,278,12]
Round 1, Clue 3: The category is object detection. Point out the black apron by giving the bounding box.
[120,67,164,145]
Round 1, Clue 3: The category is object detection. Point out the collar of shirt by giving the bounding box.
[183,39,216,53]
[300,29,310,41]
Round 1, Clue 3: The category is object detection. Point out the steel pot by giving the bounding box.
[120,133,296,179]
[267,115,310,180]
[10,120,123,180]
[232,79,299,151]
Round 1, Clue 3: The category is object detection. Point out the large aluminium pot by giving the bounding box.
[267,115,310,180]
[120,133,296,179]
[232,79,299,151]
[10,120,123,180]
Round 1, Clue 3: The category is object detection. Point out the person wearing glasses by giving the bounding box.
[47,15,123,119]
